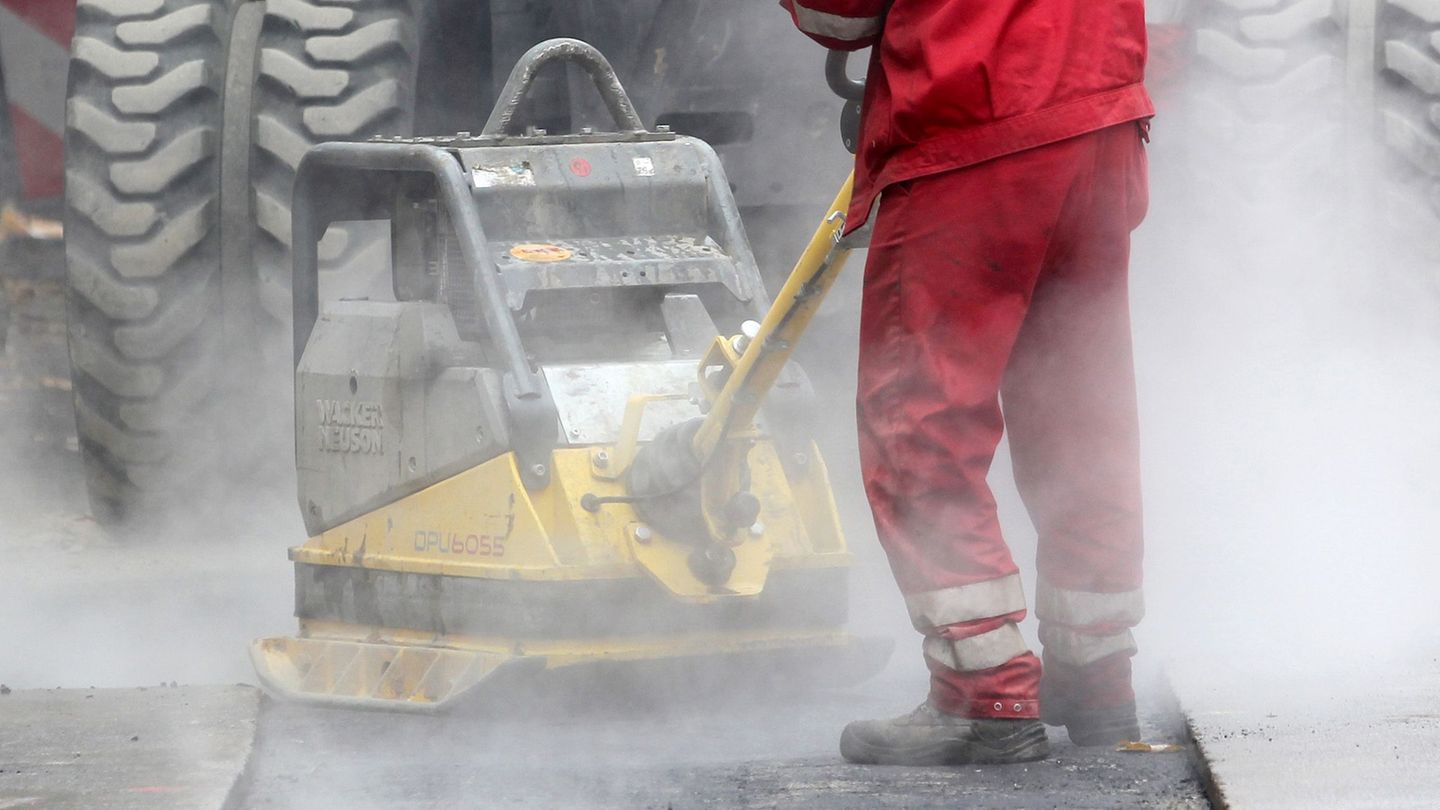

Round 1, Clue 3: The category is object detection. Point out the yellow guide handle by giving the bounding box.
[691,173,856,461]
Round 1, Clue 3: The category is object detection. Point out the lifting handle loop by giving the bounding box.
[825,50,865,102]
[483,38,646,136]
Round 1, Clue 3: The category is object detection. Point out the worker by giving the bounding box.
[781,0,1153,764]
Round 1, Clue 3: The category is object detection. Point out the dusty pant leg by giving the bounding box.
[1000,124,1149,708]
[855,143,1090,718]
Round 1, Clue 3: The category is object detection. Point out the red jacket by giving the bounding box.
[782,0,1154,230]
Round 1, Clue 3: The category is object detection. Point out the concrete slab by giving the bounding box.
[0,684,260,810]
[1171,660,1440,809]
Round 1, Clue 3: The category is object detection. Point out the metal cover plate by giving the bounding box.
[543,361,703,445]
[495,235,745,308]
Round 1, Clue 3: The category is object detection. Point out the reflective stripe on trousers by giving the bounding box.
[1035,579,1143,666]
[923,623,1030,672]
[1036,580,1144,627]
[1038,625,1137,667]
[905,574,1027,631]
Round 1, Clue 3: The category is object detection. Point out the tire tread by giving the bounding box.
[64,0,229,519]
[249,0,418,321]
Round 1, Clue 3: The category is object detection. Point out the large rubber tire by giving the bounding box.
[1377,0,1440,255]
[249,0,421,324]
[1184,0,1351,220]
[64,0,236,523]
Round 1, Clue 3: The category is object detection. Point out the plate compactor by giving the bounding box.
[251,39,887,711]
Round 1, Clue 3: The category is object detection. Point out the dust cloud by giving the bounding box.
[1126,10,1440,698]
[0,273,297,691]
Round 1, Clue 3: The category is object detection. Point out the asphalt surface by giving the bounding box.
[0,685,259,810]
[231,670,1206,810]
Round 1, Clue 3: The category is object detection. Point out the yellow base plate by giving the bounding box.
[251,624,890,712]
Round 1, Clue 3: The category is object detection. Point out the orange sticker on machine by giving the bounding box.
[509,243,573,262]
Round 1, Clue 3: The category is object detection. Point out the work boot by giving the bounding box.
[1039,660,1141,746]
[1039,692,1140,746]
[839,702,1049,765]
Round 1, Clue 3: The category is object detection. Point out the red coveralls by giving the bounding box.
[782,0,1153,719]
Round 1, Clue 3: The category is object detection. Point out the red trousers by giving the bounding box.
[856,123,1149,719]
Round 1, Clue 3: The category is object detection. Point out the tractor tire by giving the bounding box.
[1377,0,1440,256]
[249,0,421,324]
[1184,0,1352,225]
[63,0,239,523]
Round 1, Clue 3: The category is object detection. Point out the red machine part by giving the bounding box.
[0,0,74,199]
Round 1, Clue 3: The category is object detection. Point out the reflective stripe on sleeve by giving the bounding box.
[905,574,1027,629]
[791,3,882,42]
[923,623,1030,672]
[1035,580,1144,628]
[1038,625,1138,667]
